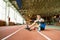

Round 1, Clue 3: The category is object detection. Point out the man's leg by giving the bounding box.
[38,27,40,31]
[40,27,45,31]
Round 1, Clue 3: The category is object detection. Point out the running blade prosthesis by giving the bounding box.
[25,25,32,31]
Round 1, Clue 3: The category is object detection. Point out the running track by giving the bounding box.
[0,25,60,40]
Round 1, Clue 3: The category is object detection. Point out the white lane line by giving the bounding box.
[1,27,25,40]
[37,31,51,40]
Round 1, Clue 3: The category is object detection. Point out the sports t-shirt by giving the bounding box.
[34,18,46,28]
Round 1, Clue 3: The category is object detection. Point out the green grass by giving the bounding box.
[46,25,60,30]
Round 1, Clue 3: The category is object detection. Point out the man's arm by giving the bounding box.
[29,20,38,28]
[39,18,44,22]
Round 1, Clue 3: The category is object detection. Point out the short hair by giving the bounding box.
[37,14,41,16]
[37,14,40,15]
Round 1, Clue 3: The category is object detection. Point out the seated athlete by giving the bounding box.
[29,15,46,31]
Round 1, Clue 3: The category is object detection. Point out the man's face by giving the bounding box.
[37,15,41,19]
[59,16,60,18]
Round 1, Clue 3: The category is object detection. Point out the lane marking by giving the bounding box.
[1,27,25,40]
[37,31,51,40]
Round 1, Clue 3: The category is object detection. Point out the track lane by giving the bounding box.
[0,25,60,40]
[40,29,60,40]
[6,29,47,40]
[0,25,25,40]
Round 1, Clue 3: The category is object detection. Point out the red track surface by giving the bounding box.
[41,29,60,40]
[0,25,60,40]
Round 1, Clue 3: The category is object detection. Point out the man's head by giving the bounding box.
[37,14,41,19]
[59,15,60,18]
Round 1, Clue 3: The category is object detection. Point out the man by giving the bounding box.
[58,15,60,23]
[29,15,46,31]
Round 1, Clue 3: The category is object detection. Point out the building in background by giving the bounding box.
[0,0,26,26]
